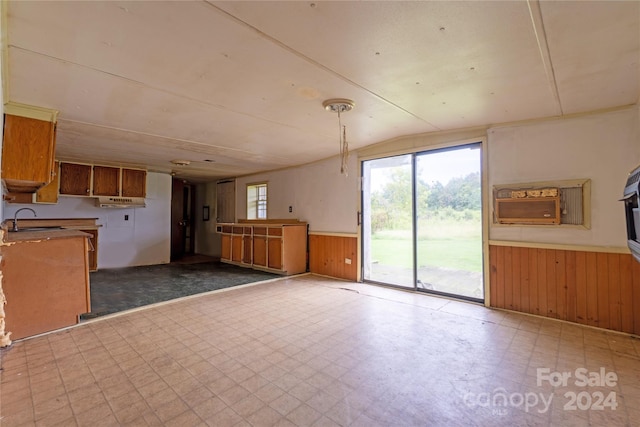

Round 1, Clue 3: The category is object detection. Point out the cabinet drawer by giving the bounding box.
[253,227,267,236]
[268,227,283,236]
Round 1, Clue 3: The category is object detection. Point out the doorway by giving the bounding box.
[362,143,483,301]
[171,178,196,261]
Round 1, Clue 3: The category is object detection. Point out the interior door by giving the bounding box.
[171,179,195,260]
[171,178,186,260]
[216,180,235,223]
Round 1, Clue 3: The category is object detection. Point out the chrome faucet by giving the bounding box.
[13,208,37,232]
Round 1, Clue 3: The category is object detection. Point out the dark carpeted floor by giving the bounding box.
[84,261,279,319]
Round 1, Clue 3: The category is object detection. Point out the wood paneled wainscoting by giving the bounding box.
[489,242,640,335]
[309,233,358,281]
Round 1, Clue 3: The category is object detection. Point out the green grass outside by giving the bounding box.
[370,237,482,272]
[370,216,483,272]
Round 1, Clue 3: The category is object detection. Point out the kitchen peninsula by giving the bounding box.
[0,222,92,341]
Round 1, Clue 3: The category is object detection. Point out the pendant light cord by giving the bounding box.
[337,109,349,176]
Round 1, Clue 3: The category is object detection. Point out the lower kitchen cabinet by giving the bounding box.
[219,221,307,275]
[268,236,283,270]
[11,218,101,271]
[252,234,267,267]
[1,230,91,340]
[84,229,99,271]
[231,226,243,263]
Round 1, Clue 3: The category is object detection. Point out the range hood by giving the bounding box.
[95,196,146,208]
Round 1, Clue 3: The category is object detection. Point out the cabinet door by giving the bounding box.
[1,114,56,192]
[242,235,253,264]
[231,235,243,262]
[268,237,283,270]
[122,169,146,197]
[93,166,120,196]
[84,229,99,271]
[35,161,60,204]
[221,234,231,261]
[253,236,267,267]
[59,163,92,195]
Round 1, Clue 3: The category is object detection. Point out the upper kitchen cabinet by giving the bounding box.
[1,104,58,194]
[35,161,60,204]
[92,166,120,196]
[122,168,146,198]
[59,163,91,196]
[59,162,146,198]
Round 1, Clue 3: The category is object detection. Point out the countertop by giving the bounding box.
[5,218,101,229]
[0,218,101,243]
[3,229,92,244]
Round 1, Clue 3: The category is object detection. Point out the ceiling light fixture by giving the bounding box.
[323,98,354,176]
[170,159,190,166]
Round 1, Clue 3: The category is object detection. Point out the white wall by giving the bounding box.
[230,107,639,248]
[235,154,359,233]
[488,106,640,247]
[3,172,172,268]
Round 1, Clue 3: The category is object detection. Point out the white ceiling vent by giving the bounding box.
[95,196,146,208]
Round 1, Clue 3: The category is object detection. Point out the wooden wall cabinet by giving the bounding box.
[220,221,307,275]
[58,162,146,198]
[93,166,120,196]
[5,161,60,204]
[59,163,91,196]
[1,114,57,193]
[122,168,147,197]
[35,161,60,203]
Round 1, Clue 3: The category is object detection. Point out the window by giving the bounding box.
[247,183,267,219]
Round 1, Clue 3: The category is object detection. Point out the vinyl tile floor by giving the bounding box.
[2,275,640,426]
[87,261,279,318]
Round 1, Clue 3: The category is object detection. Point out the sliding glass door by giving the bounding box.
[362,144,483,301]
[362,154,414,288]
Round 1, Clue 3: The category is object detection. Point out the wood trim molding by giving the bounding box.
[489,240,630,254]
[308,231,358,238]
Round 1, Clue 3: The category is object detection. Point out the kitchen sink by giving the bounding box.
[11,226,64,232]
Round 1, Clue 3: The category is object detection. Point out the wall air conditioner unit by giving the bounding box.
[494,187,560,225]
[95,196,146,208]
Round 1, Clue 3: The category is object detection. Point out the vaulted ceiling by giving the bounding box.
[4,1,639,182]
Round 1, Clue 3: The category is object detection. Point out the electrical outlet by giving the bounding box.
[124,215,129,221]
[289,206,293,213]
[345,258,352,265]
